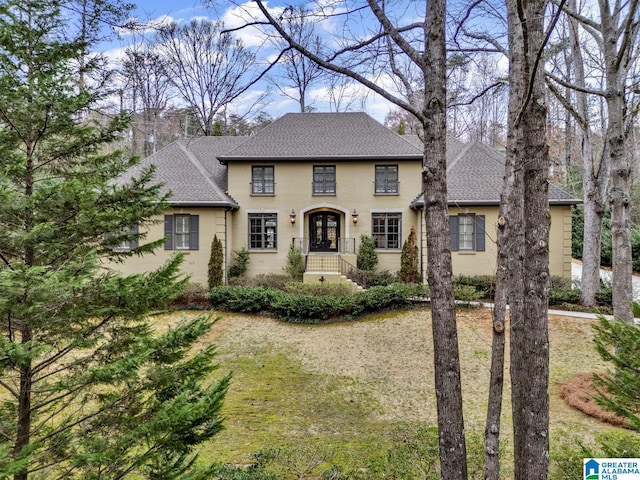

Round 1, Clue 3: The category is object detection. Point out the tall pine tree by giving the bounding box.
[0,1,229,478]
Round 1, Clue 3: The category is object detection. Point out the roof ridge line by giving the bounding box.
[176,142,232,201]
[447,141,473,173]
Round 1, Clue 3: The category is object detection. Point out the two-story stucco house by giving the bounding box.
[112,112,579,286]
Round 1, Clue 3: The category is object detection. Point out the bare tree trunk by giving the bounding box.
[423,0,467,478]
[608,111,634,324]
[605,56,634,323]
[600,0,637,324]
[566,0,611,307]
[507,0,551,478]
[483,204,508,480]
[581,135,609,305]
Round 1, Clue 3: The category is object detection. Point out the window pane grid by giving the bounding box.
[313,166,336,194]
[459,215,474,250]
[375,165,399,193]
[372,213,401,249]
[175,215,190,250]
[252,166,274,194]
[249,214,277,249]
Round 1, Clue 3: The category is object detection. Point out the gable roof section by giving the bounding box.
[411,140,580,207]
[118,137,246,208]
[218,112,423,161]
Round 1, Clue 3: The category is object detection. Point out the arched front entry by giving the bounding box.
[309,211,340,252]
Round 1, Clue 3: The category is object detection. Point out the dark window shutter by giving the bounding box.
[449,216,459,251]
[131,223,139,250]
[476,215,485,251]
[164,215,173,250]
[189,215,199,250]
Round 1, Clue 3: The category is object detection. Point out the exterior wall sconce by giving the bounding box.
[352,209,359,224]
[289,209,297,225]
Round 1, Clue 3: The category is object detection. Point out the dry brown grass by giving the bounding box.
[153,307,620,467]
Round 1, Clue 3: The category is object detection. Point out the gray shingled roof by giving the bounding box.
[218,112,423,161]
[410,140,580,207]
[119,112,578,208]
[118,137,246,207]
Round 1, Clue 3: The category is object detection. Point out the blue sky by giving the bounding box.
[101,0,397,123]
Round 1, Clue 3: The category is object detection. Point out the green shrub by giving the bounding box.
[228,247,250,278]
[595,278,613,306]
[548,276,581,306]
[399,226,420,283]
[454,275,495,299]
[209,283,428,323]
[210,286,278,313]
[453,284,484,304]
[208,235,224,289]
[284,282,353,297]
[361,269,397,287]
[169,282,209,310]
[357,234,378,271]
[572,206,640,273]
[284,243,305,281]
[252,273,291,289]
[571,206,584,260]
[272,293,344,324]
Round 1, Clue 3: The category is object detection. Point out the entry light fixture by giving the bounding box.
[352,209,359,225]
[289,209,297,225]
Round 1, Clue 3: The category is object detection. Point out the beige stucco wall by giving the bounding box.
[432,204,573,280]
[109,162,573,286]
[227,159,424,277]
[103,206,229,287]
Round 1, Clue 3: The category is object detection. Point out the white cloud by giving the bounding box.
[221,1,283,48]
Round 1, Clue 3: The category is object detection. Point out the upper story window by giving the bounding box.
[252,166,275,195]
[249,213,277,250]
[375,165,399,194]
[372,212,401,249]
[164,214,199,250]
[449,214,485,252]
[313,165,336,194]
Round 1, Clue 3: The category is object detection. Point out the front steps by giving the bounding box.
[302,271,363,292]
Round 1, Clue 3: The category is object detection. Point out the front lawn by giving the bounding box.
[162,307,617,479]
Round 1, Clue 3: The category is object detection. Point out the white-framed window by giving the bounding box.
[372,212,401,249]
[249,213,277,250]
[252,166,275,194]
[374,165,399,193]
[313,165,336,194]
[164,214,199,250]
[449,214,485,252]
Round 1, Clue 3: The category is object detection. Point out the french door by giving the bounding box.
[309,212,340,252]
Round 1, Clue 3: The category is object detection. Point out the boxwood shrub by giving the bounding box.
[209,283,428,324]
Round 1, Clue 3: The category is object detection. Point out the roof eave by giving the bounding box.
[168,200,240,210]
[410,198,582,209]
[218,154,423,163]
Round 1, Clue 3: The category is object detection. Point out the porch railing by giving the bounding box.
[338,257,368,288]
[291,237,356,254]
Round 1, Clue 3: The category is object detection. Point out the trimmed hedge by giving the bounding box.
[209,283,429,324]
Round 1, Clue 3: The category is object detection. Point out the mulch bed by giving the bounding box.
[560,372,629,428]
